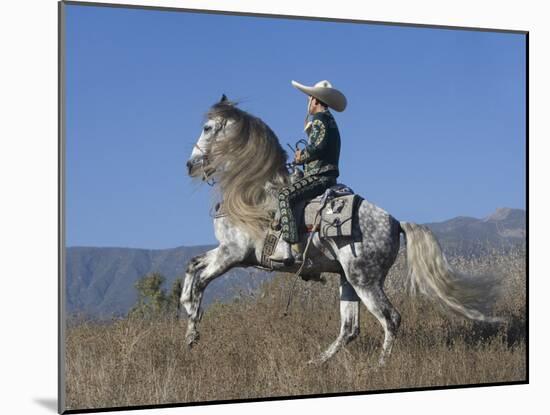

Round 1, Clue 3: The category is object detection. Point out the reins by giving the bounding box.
[282,188,331,316]
[282,221,319,317]
[193,144,216,186]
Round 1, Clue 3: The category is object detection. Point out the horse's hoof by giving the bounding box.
[376,356,388,369]
[186,332,199,348]
[307,355,328,366]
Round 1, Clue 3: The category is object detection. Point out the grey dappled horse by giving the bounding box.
[181,96,500,365]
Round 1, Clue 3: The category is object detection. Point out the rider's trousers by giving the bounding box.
[277,173,337,243]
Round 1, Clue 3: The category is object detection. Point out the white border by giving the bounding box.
[1,1,545,414]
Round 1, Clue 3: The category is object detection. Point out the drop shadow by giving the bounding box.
[34,398,57,413]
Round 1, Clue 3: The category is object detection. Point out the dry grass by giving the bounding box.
[65,249,526,411]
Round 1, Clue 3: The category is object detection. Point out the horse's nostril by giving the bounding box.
[186,160,193,173]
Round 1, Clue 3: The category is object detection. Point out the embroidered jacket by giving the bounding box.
[299,109,340,177]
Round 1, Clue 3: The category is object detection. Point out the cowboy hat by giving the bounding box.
[291,79,347,112]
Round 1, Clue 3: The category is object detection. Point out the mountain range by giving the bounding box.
[65,207,525,319]
[425,207,526,256]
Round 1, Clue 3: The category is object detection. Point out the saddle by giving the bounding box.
[296,183,359,238]
[261,184,361,269]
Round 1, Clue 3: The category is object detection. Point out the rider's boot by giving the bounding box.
[269,239,294,266]
[291,241,304,263]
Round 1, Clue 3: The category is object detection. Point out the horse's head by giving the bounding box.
[186,94,234,180]
[187,95,290,237]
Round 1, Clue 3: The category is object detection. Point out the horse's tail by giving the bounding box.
[399,222,502,323]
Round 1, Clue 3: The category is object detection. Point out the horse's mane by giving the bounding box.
[205,100,289,237]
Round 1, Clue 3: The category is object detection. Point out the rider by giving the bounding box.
[270,79,347,264]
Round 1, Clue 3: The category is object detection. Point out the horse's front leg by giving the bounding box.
[180,253,207,347]
[180,245,246,347]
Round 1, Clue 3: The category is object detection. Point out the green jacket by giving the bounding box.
[299,109,340,177]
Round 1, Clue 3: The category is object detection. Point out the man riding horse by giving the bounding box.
[270,80,347,264]
[183,87,501,365]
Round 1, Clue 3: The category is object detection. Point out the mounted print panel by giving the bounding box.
[59,1,527,413]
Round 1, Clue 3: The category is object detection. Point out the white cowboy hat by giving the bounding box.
[291,79,347,112]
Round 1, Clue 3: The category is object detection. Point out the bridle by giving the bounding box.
[190,143,216,186]
[190,119,228,187]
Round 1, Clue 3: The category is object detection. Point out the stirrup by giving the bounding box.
[291,242,304,262]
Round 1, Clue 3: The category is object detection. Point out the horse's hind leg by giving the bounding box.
[309,276,360,365]
[350,277,401,366]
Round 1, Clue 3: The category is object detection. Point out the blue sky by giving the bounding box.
[65,4,526,249]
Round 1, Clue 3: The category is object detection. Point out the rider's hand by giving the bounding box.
[294,149,302,163]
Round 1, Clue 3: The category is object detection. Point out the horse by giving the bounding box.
[180,95,501,366]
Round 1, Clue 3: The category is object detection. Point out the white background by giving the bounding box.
[0,0,545,414]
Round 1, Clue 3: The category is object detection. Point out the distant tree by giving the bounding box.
[167,277,183,318]
[129,273,182,319]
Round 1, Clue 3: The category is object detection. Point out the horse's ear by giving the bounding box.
[220,94,228,103]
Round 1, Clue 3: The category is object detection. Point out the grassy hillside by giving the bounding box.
[65,208,525,319]
[65,248,526,411]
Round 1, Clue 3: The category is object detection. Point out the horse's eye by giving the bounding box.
[203,125,212,132]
